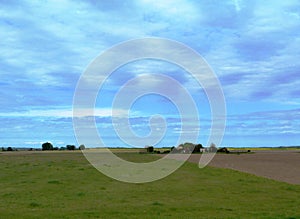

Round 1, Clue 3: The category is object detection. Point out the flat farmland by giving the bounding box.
[1,151,300,218]
[187,150,300,185]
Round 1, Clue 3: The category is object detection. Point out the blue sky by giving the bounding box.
[1,0,300,148]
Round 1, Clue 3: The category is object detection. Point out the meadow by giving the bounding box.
[1,151,300,218]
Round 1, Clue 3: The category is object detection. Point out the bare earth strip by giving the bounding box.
[185,150,300,185]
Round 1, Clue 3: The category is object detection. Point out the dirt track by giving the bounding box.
[185,150,300,185]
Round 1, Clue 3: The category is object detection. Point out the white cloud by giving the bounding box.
[1,0,300,147]
[0,108,131,118]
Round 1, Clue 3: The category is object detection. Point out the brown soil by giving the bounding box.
[185,150,300,185]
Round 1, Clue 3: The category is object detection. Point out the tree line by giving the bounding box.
[42,142,85,151]
[145,142,219,154]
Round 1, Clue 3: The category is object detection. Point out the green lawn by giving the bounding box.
[0,151,299,218]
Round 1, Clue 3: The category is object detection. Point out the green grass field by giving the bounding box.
[1,151,300,218]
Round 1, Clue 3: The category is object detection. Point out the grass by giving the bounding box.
[0,151,300,218]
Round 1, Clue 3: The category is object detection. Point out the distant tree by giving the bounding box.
[66,145,76,150]
[170,146,180,153]
[59,146,66,150]
[42,142,53,151]
[209,143,217,152]
[53,147,59,150]
[1,147,5,151]
[7,147,13,151]
[182,142,195,153]
[79,144,85,150]
[193,144,203,153]
[217,147,229,153]
[146,146,154,153]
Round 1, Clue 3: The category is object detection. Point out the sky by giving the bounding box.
[0,0,300,148]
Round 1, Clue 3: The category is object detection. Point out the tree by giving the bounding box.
[209,142,217,152]
[7,147,13,151]
[42,142,53,151]
[146,146,154,153]
[180,142,195,153]
[217,147,229,153]
[170,146,179,153]
[79,144,85,150]
[193,144,203,153]
[66,145,76,150]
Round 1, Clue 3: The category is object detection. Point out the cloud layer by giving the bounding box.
[0,0,300,147]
